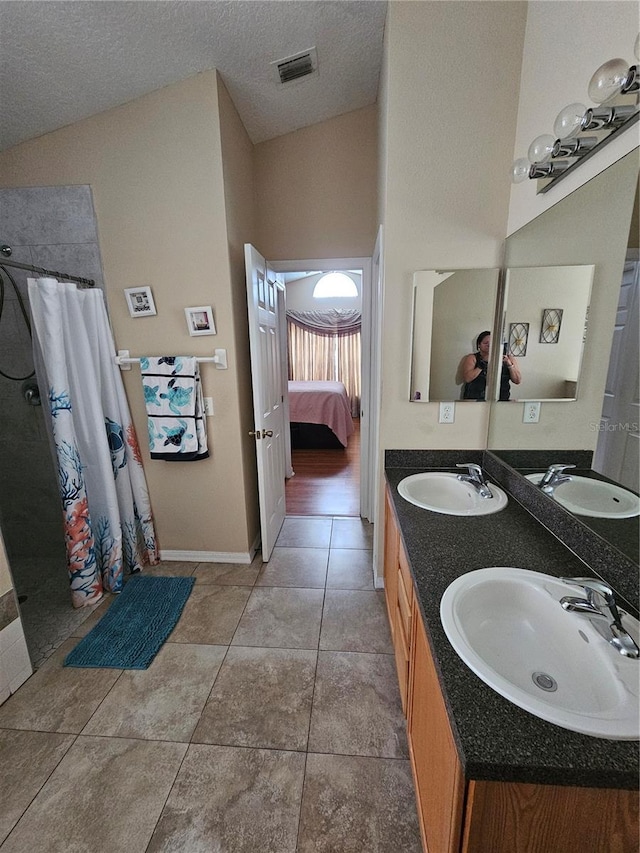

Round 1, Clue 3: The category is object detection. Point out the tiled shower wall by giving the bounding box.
[0,185,105,694]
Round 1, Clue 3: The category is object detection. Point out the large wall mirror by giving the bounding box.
[488,150,639,566]
[496,264,594,401]
[409,268,499,402]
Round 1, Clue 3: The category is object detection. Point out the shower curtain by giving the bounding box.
[28,277,159,608]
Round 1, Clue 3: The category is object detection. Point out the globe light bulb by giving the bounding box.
[553,103,587,139]
[528,134,555,164]
[588,58,631,103]
[511,158,530,184]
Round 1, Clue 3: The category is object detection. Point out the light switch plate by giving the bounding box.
[204,397,214,417]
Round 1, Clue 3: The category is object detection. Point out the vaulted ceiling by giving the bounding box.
[0,0,387,151]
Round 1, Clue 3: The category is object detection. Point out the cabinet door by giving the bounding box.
[383,488,399,640]
[462,780,640,853]
[408,601,465,853]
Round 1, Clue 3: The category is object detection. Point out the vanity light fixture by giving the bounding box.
[512,35,639,190]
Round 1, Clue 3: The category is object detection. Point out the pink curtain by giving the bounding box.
[287,310,361,417]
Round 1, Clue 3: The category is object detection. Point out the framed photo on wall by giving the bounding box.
[185,306,216,336]
[124,286,157,317]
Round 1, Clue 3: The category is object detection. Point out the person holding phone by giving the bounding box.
[461,331,521,401]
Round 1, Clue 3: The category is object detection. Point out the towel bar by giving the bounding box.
[115,349,228,370]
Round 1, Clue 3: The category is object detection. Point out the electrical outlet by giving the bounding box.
[439,402,455,424]
[523,401,541,423]
[204,397,214,417]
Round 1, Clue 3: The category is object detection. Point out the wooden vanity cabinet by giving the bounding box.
[383,486,639,853]
[384,487,412,713]
[383,488,399,641]
[408,601,464,853]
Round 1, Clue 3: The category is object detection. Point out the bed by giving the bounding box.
[288,380,355,449]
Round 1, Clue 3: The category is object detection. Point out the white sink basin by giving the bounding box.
[440,567,640,739]
[525,473,640,519]
[397,472,508,516]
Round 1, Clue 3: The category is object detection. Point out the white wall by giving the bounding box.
[508,1,640,234]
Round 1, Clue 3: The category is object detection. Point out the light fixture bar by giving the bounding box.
[581,104,636,131]
[529,161,571,179]
[551,135,598,158]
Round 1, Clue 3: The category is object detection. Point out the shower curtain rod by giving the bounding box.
[0,244,95,287]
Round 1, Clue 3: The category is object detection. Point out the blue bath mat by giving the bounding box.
[64,575,195,669]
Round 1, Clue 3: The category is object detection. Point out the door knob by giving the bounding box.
[249,429,274,439]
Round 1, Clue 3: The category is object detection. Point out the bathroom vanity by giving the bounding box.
[384,451,638,853]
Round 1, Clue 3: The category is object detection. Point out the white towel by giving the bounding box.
[140,356,209,461]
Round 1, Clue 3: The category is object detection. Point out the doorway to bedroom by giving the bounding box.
[275,264,365,518]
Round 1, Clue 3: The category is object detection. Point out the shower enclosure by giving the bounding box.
[0,186,106,667]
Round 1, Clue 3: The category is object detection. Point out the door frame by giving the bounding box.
[270,256,376,521]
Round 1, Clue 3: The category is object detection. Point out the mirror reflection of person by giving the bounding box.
[462,331,521,401]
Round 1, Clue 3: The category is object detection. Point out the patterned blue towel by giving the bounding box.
[141,356,209,461]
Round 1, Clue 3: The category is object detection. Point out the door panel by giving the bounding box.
[245,244,286,560]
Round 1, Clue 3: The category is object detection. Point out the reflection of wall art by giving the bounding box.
[185,306,216,336]
[124,286,157,317]
[540,308,563,343]
[509,322,529,356]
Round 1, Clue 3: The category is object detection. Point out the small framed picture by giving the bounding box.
[185,306,216,336]
[124,286,157,317]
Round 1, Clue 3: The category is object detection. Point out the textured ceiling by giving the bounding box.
[0,0,387,152]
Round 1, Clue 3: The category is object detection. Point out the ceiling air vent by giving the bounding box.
[271,48,318,85]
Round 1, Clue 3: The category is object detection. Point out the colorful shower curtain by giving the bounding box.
[28,277,159,608]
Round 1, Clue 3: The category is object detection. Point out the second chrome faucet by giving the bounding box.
[560,577,640,659]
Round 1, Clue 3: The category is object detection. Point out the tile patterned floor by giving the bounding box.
[0,516,422,852]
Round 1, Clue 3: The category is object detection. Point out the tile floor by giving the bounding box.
[9,551,104,669]
[0,516,423,852]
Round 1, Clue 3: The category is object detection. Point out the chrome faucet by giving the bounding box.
[560,577,640,659]
[456,463,493,499]
[538,463,576,494]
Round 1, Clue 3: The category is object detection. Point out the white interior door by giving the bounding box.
[245,244,286,560]
[594,255,640,490]
[270,256,375,519]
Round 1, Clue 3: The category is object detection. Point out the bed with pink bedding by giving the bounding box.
[288,380,355,448]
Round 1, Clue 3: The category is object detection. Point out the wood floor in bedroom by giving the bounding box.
[285,418,360,517]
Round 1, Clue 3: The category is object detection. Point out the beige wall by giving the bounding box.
[378,1,526,454]
[507,1,640,235]
[503,266,592,399]
[254,105,378,260]
[216,74,261,550]
[0,71,256,557]
[490,151,639,451]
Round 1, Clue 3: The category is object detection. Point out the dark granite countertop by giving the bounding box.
[488,449,640,567]
[385,452,639,791]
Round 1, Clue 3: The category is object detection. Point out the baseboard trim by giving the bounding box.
[159,549,254,565]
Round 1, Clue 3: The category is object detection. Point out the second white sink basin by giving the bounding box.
[440,567,640,739]
[397,472,508,516]
[525,473,640,519]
